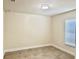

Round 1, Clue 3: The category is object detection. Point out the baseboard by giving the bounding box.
[4,44,75,56]
[4,44,51,53]
[65,42,75,47]
[50,44,75,56]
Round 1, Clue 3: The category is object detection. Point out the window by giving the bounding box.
[64,18,76,47]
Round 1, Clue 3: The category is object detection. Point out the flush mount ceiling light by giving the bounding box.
[41,3,49,10]
[40,0,53,10]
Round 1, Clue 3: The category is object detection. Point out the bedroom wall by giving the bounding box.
[4,11,51,50]
[51,10,76,55]
[4,10,76,56]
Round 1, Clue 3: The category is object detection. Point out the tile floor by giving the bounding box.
[4,46,74,59]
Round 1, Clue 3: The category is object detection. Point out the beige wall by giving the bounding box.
[51,10,76,55]
[4,11,51,50]
[4,10,76,55]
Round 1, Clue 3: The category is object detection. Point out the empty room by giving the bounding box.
[3,0,76,59]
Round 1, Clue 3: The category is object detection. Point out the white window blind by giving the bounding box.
[64,18,76,47]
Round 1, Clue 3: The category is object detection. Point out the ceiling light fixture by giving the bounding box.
[41,3,49,10]
[40,0,53,10]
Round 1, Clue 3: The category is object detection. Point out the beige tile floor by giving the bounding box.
[4,46,74,59]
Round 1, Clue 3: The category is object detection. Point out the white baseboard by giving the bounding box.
[50,44,75,56]
[4,44,51,53]
[65,42,75,47]
[4,44,74,56]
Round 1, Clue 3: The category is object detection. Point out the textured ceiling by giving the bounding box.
[3,0,76,16]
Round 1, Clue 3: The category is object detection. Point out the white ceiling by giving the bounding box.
[4,0,76,16]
